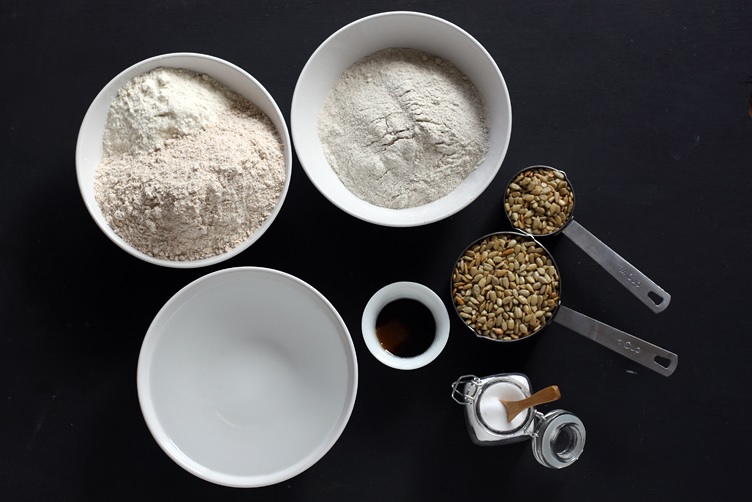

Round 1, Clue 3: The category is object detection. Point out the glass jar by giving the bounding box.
[451,373,586,469]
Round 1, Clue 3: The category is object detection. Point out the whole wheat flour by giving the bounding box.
[317,48,488,209]
[94,67,286,261]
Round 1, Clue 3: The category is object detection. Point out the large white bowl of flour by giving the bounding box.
[291,11,512,227]
[76,53,292,267]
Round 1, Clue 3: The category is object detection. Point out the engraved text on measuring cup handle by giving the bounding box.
[553,305,678,377]
[561,220,671,313]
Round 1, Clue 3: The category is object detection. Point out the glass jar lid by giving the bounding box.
[530,410,586,469]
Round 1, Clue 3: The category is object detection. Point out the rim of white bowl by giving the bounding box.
[291,11,512,227]
[75,52,293,268]
[136,267,358,487]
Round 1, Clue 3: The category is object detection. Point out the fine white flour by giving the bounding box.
[102,68,233,156]
[94,67,286,261]
[318,48,488,209]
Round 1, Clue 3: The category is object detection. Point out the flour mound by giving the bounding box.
[103,67,234,156]
[94,67,286,261]
[318,48,489,209]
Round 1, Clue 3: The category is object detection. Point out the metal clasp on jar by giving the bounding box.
[451,375,483,404]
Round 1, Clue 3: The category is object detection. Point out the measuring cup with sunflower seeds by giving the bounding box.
[504,165,670,314]
[450,231,678,376]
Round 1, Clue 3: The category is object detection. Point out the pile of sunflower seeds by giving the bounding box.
[505,167,575,235]
[452,233,561,341]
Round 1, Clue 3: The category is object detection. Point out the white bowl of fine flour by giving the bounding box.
[76,53,292,267]
[291,11,512,227]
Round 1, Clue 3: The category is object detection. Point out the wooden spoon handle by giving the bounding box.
[501,385,561,422]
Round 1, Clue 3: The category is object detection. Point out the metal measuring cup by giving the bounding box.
[504,165,670,314]
[450,231,678,377]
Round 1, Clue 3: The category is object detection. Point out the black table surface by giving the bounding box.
[2,0,751,500]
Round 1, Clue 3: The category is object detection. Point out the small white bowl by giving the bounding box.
[76,53,293,268]
[362,282,450,370]
[137,267,358,487]
[291,11,512,227]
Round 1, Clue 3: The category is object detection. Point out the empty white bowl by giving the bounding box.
[76,53,292,268]
[291,11,512,227]
[137,267,358,487]
[361,282,450,370]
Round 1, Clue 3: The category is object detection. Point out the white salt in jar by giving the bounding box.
[451,373,586,469]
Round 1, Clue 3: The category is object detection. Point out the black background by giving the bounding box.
[2,0,750,500]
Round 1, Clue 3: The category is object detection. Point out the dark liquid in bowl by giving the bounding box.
[375,299,436,357]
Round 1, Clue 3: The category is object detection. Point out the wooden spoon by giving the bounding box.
[500,385,561,422]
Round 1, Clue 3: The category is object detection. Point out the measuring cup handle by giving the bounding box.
[553,305,678,377]
[561,220,671,314]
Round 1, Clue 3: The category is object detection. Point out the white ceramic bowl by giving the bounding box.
[76,53,293,268]
[291,11,512,227]
[137,267,358,487]
[361,282,450,370]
